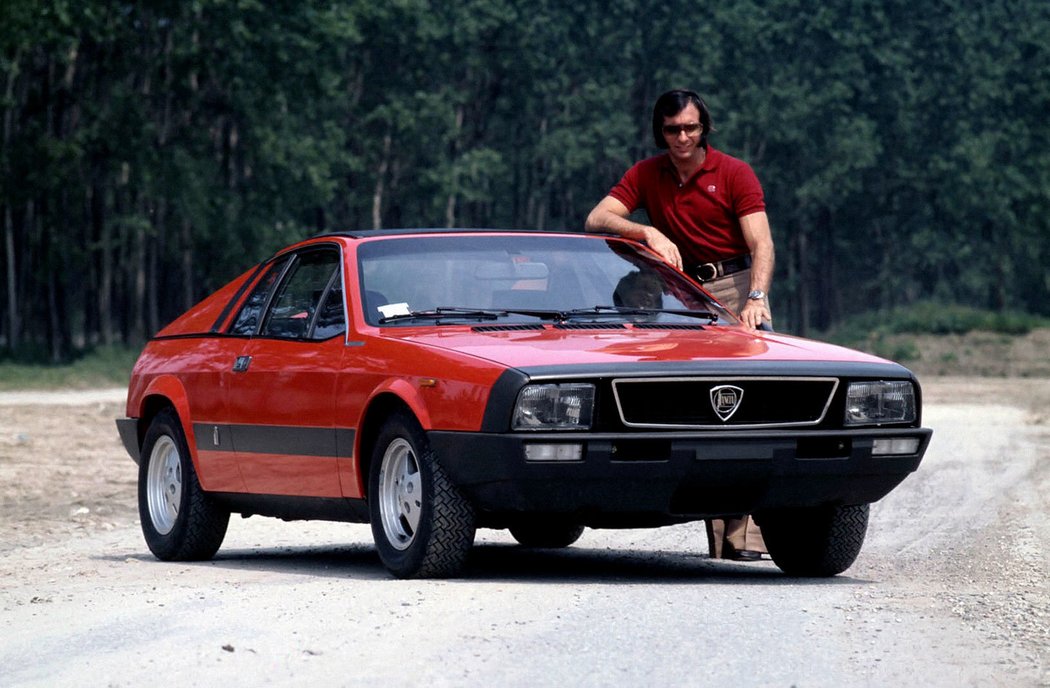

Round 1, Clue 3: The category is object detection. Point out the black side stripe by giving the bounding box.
[195,423,355,459]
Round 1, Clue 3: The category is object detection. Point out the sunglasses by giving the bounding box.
[662,123,702,136]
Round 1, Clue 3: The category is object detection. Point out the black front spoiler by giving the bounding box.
[429,427,931,523]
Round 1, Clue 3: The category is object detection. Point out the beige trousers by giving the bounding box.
[703,267,771,324]
[706,515,767,558]
[702,267,768,557]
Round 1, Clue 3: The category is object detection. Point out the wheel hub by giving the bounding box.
[378,438,422,550]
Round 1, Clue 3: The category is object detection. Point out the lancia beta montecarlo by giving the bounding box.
[117,229,932,579]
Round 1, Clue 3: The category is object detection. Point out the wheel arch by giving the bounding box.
[131,375,198,471]
[355,391,422,500]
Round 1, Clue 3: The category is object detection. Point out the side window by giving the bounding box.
[228,257,291,335]
[311,284,346,340]
[260,249,340,339]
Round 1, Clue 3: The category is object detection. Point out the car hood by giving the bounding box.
[389,324,892,370]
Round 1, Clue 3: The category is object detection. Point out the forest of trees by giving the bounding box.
[2,0,1048,360]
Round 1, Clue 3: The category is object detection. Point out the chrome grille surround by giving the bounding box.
[611,376,840,429]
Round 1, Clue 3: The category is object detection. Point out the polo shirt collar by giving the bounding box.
[661,145,722,182]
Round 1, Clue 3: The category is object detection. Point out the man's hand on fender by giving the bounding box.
[739,298,771,330]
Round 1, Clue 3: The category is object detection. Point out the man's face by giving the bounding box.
[662,103,703,163]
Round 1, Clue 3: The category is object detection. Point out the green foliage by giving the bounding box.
[1,0,1049,360]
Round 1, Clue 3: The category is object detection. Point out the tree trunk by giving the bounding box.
[132,195,148,346]
[48,267,62,362]
[796,224,811,337]
[3,206,18,350]
[181,218,194,312]
[148,198,165,336]
[39,201,67,363]
[445,106,464,228]
[873,220,890,308]
[95,180,113,346]
[372,133,391,229]
[815,206,834,331]
[2,49,21,349]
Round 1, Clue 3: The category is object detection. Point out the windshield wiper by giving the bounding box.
[563,306,720,322]
[378,307,504,324]
[496,308,566,320]
[378,305,721,325]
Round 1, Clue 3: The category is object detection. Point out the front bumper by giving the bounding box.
[430,426,931,524]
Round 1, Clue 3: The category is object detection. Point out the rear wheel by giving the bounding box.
[509,520,585,548]
[138,408,229,561]
[759,503,869,577]
[368,411,476,578]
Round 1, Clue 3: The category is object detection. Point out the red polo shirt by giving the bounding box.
[608,146,766,265]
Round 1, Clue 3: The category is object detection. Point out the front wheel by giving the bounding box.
[368,411,476,578]
[138,408,229,560]
[759,503,869,577]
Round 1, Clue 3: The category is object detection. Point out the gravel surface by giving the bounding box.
[0,377,1047,686]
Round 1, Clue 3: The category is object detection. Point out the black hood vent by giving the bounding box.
[472,324,546,333]
[632,323,707,330]
[554,323,626,330]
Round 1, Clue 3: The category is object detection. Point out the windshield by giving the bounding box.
[356,234,735,326]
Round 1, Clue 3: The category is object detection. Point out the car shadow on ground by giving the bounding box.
[462,543,869,586]
[109,541,871,586]
[110,542,391,581]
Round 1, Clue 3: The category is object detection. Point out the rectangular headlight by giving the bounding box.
[845,381,916,426]
[513,383,595,430]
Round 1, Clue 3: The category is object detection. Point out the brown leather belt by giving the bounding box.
[694,255,751,282]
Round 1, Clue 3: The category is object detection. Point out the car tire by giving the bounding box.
[759,503,869,577]
[369,411,476,578]
[138,408,230,561]
[509,521,585,548]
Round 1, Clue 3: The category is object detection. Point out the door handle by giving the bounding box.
[232,355,252,373]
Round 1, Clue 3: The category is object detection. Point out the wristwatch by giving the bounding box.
[747,289,766,300]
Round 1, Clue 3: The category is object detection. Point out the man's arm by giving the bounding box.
[738,211,774,329]
[585,196,683,270]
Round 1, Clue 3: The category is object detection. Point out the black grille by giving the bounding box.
[613,377,837,427]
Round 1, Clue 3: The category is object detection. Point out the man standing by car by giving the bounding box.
[585,89,774,560]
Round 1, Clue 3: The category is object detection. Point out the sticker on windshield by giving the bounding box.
[377,303,411,318]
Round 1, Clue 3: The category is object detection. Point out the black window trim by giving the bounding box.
[304,264,347,342]
[209,261,271,334]
[223,241,347,339]
[227,253,296,337]
[250,243,346,342]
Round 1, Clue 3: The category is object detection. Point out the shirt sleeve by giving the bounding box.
[608,162,644,213]
[729,161,766,218]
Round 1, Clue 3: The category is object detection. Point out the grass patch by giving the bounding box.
[819,303,1050,375]
[0,346,139,390]
[825,301,1048,343]
[822,302,1049,359]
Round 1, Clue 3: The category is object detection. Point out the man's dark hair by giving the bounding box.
[652,89,713,149]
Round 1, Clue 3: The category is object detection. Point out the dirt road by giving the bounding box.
[0,379,1047,686]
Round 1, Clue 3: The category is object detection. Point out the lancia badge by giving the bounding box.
[710,384,744,421]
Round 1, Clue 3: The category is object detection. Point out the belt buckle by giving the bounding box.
[696,263,718,282]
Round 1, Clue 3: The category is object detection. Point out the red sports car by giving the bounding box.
[117,229,931,578]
